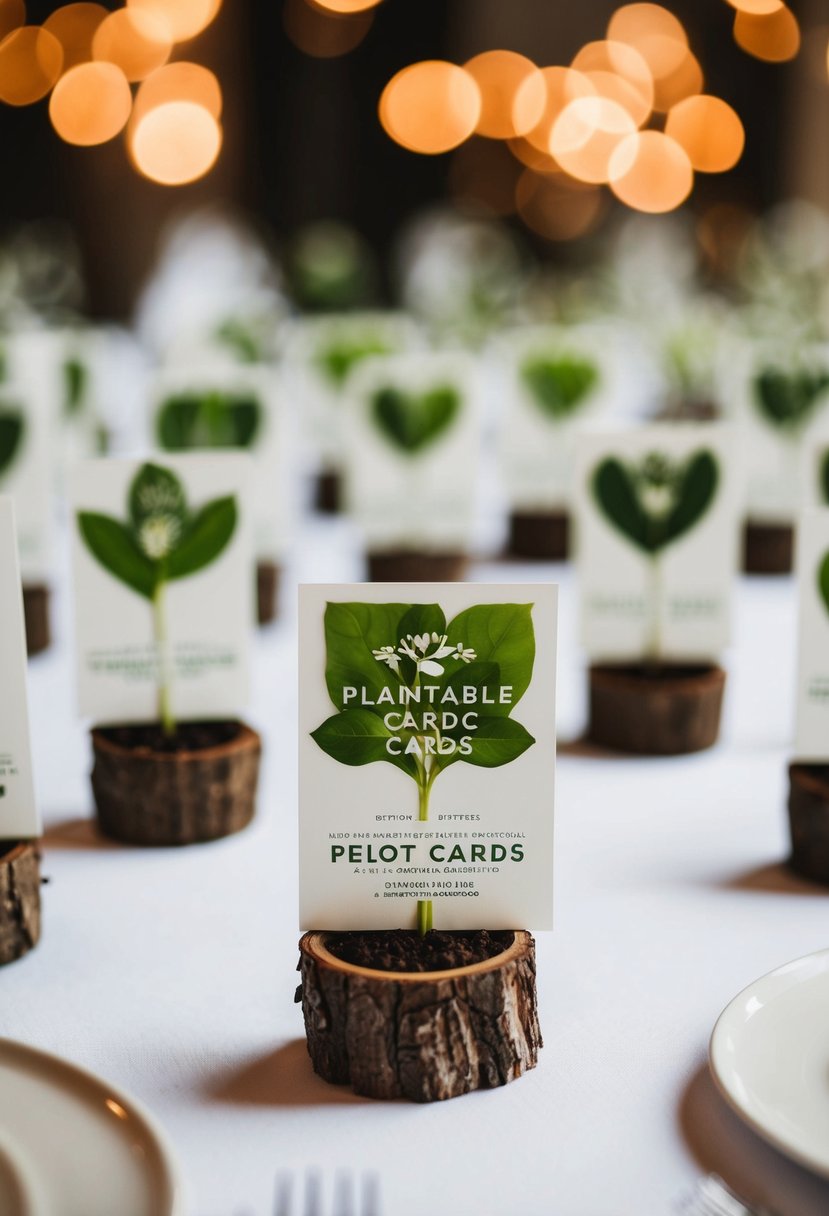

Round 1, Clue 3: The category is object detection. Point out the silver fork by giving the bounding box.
[676,1174,779,1216]
[273,1171,380,1216]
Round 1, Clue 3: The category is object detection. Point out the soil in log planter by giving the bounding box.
[367,552,469,583]
[297,929,541,1102]
[90,721,261,846]
[508,510,569,562]
[743,522,794,576]
[588,663,726,755]
[23,584,50,657]
[788,764,829,884]
[0,843,41,966]
[256,560,280,626]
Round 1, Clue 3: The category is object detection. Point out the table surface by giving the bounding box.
[2,511,829,1216]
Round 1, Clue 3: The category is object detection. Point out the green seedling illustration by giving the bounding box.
[311,600,536,933]
[520,353,598,421]
[77,462,237,734]
[156,390,262,451]
[592,449,718,657]
[370,384,460,455]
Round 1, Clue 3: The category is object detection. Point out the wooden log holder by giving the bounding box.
[743,521,794,576]
[788,764,829,885]
[508,510,569,561]
[0,842,41,966]
[367,552,469,583]
[588,663,726,755]
[256,560,280,626]
[22,584,50,657]
[90,722,261,846]
[297,929,541,1102]
[314,470,342,515]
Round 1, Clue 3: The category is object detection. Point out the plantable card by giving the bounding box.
[0,498,39,839]
[793,510,829,759]
[496,325,612,512]
[342,351,480,552]
[299,583,557,931]
[576,425,738,662]
[0,337,54,582]
[150,363,291,561]
[70,454,252,726]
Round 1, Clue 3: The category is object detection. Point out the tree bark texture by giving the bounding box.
[0,843,41,966]
[367,552,468,583]
[788,764,829,884]
[588,664,726,755]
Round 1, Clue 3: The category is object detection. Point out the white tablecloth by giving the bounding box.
[3,514,829,1216]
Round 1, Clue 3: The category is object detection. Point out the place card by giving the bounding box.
[793,510,829,759]
[150,363,291,563]
[70,453,252,725]
[576,425,738,661]
[342,351,481,552]
[299,582,557,930]
[0,498,39,839]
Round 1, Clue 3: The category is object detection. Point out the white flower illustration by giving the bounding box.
[373,630,477,678]
[372,645,401,673]
[138,513,182,560]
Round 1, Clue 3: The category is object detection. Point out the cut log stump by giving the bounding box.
[91,722,261,846]
[788,764,829,885]
[743,522,793,575]
[367,552,468,583]
[23,584,50,657]
[588,663,726,755]
[256,560,280,626]
[0,843,41,966]
[508,510,569,561]
[297,930,541,1102]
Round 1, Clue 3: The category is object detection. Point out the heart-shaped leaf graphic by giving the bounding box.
[317,338,392,388]
[592,449,718,555]
[754,368,829,432]
[520,354,598,420]
[0,411,24,480]
[157,391,261,451]
[371,385,460,455]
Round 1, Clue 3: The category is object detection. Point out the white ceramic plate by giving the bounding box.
[0,1038,184,1216]
[710,947,829,1178]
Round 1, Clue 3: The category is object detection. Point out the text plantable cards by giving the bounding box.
[0,339,54,583]
[151,363,292,564]
[496,325,612,513]
[793,511,829,759]
[299,583,557,930]
[70,454,252,725]
[729,342,829,525]
[0,499,39,838]
[576,425,738,662]
[342,351,480,553]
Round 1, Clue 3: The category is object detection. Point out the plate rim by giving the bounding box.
[0,1036,186,1216]
[709,945,829,1181]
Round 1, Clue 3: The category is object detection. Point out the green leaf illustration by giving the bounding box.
[593,449,718,556]
[64,357,87,418]
[311,707,418,778]
[317,338,391,388]
[754,368,829,433]
[323,600,410,713]
[819,551,829,617]
[520,354,598,420]
[76,512,157,599]
[371,385,460,455]
[129,462,188,533]
[443,603,535,708]
[157,392,261,451]
[0,412,25,479]
[166,496,237,581]
[451,717,536,768]
[215,318,261,364]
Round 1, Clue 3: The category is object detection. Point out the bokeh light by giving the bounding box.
[515,66,595,155]
[463,50,545,139]
[515,167,605,240]
[126,0,221,43]
[379,61,481,155]
[0,0,25,43]
[571,40,654,126]
[652,46,703,111]
[665,94,744,173]
[450,137,520,216]
[283,0,374,59]
[733,6,800,62]
[49,61,132,145]
[609,129,693,212]
[0,26,63,106]
[725,0,783,14]
[306,0,383,11]
[607,4,688,81]
[130,99,222,184]
[43,3,106,70]
[551,96,637,184]
[93,8,171,82]
[133,61,222,123]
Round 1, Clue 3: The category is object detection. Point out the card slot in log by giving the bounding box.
[297,929,541,1102]
[0,843,41,966]
[588,663,726,755]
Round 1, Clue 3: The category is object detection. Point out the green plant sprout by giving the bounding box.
[753,367,829,433]
[520,353,598,421]
[592,449,718,659]
[311,600,536,935]
[77,462,237,735]
[315,337,393,388]
[370,384,460,455]
[0,404,24,480]
[156,390,262,451]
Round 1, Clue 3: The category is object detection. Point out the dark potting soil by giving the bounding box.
[96,721,241,755]
[325,928,515,973]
